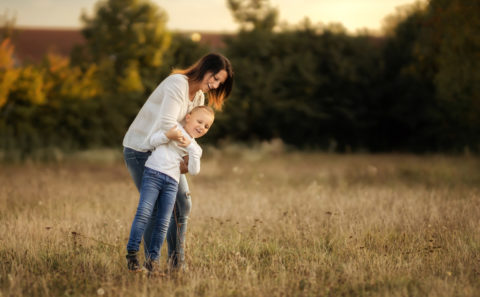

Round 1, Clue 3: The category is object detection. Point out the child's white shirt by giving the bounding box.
[145,124,202,183]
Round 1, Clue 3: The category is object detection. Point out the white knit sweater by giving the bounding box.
[123,74,204,152]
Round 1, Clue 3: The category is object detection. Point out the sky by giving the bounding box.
[3,0,422,34]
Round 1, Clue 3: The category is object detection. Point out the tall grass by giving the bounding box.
[1,150,479,296]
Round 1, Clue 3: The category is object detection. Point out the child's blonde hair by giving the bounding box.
[190,105,215,119]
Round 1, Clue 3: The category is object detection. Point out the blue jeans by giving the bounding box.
[123,147,191,265]
[126,167,178,260]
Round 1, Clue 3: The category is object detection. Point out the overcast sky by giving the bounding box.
[3,0,422,33]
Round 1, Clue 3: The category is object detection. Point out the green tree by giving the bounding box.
[221,3,383,150]
[373,6,440,151]
[159,33,210,79]
[227,0,279,32]
[80,0,171,93]
[0,11,16,41]
[419,0,480,150]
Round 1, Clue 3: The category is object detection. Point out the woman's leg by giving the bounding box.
[166,174,192,268]
[123,147,156,257]
[123,147,150,191]
[147,174,178,261]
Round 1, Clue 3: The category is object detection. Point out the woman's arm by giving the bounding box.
[157,76,187,137]
[149,130,169,147]
[150,126,186,147]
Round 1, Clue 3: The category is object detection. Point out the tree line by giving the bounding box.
[0,0,479,160]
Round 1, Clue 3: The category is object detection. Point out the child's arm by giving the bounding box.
[185,143,202,175]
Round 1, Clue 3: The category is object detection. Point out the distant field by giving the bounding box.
[1,150,479,297]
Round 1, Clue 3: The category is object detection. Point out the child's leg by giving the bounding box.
[123,147,156,258]
[147,174,178,261]
[143,203,158,258]
[126,168,162,253]
[167,174,191,267]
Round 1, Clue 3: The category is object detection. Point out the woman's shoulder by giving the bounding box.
[155,74,189,97]
[164,73,188,86]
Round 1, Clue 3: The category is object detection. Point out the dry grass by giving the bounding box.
[1,149,479,297]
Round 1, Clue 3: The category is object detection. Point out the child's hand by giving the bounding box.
[165,127,183,141]
[165,127,191,147]
[177,136,191,147]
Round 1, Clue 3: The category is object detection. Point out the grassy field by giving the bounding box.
[1,148,479,297]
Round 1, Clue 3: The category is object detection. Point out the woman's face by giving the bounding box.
[201,70,228,93]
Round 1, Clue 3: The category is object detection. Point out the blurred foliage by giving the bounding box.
[213,0,479,152]
[214,26,384,151]
[78,0,171,94]
[0,11,16,41]
[0,39,18,108]
[420,0,480,149]
[0,0,479,160]
[227,0,279,32]
[158,32,211,79]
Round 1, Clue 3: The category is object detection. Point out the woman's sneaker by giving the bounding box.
[126,252,143,272]
[168,255,187,273]
[144,259,165,277]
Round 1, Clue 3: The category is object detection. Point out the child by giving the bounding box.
[126,105,214,272]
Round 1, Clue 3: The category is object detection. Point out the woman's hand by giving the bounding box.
[180,155,189,174]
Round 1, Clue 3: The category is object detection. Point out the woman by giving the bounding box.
[123,53,233,270]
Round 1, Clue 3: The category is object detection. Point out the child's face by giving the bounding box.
[184,109,214,139]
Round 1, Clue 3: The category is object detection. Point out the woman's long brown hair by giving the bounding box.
[173,53,234,110]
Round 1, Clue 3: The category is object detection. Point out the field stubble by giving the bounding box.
[0,149,479,297]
